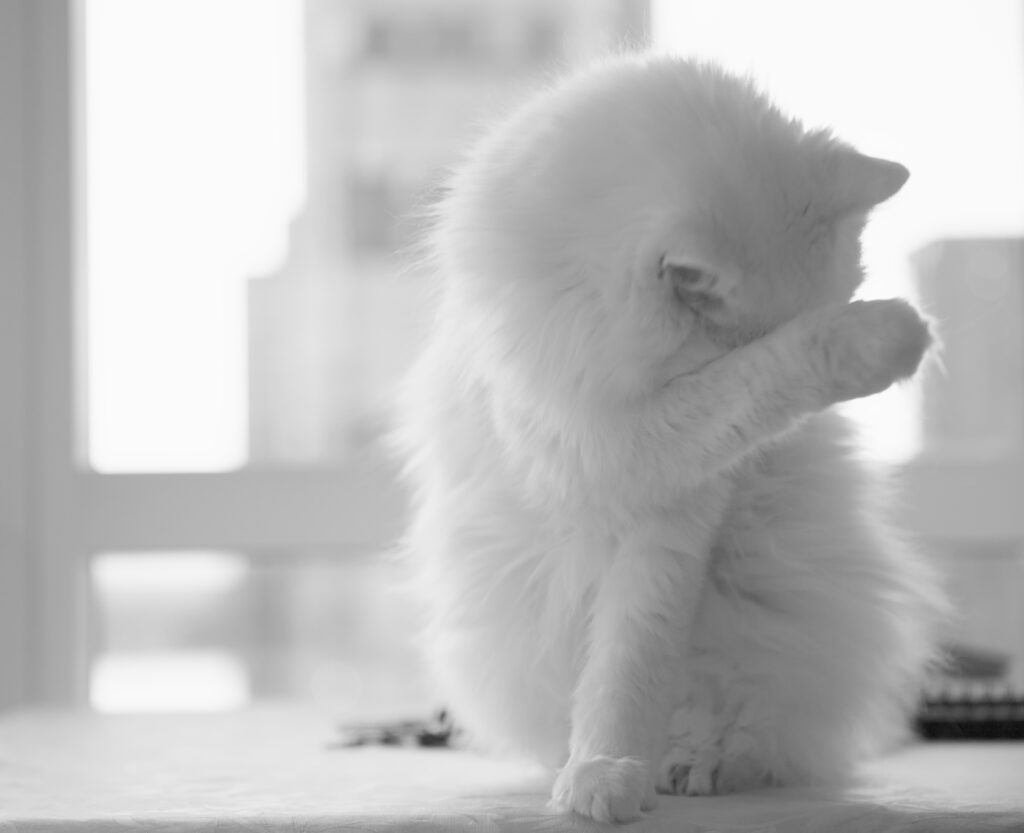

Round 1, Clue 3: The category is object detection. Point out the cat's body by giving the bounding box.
[394,55,943,823]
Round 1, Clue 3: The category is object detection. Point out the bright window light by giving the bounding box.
[84,0,305,472]
[90,650,250,713]
[90,551,250,713]
[92,551,249,595]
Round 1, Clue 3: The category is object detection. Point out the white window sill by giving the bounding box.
[1,704,1022,832]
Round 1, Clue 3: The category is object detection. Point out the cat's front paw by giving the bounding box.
[814,299,931,403]
[551,756,656,823]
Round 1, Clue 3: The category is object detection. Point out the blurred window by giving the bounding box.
[90,549,427,715]
[84,0,642,473]
[4,0,1021,710]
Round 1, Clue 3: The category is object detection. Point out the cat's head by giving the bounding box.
[435,55,908,402]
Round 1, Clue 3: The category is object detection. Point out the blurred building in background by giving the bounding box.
[247,0,649,466]
[910,237,1024,689]
[913,238,1024,459]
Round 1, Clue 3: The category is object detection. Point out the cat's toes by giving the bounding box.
[715,755,768,794]
[550,755,651,823]
[816,299,932,403]
[658,755,720,796]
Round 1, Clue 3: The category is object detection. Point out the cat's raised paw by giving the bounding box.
[815,299,931,403]
[551,755,656,823]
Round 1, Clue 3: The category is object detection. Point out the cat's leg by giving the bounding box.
[551,515,723,822]
[637,299,931,488]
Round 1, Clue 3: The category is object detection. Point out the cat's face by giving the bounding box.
[645,140,908,353]
[439,57,908,399]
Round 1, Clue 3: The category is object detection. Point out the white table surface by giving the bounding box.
[1,705,1022,832]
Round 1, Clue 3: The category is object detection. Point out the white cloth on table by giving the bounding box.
[1,705,1022,832]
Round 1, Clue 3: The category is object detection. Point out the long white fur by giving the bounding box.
[392,54,945,824]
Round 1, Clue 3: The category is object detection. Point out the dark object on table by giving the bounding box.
[331,708,458,749]
[916,690,1024,740]
[941,643,1010,680]
[916,643,1023,740]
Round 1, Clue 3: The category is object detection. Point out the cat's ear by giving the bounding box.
[833,153,909,214]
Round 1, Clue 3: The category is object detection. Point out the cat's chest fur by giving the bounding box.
[489,382,738,528]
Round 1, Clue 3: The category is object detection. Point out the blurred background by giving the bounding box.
[2,0,1022,716]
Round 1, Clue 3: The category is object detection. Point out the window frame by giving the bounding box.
[1,0,1020,710]
[1,0,407,707]
[0,0,32,710]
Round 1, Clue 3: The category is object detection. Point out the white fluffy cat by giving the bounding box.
[393,54,945,824]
